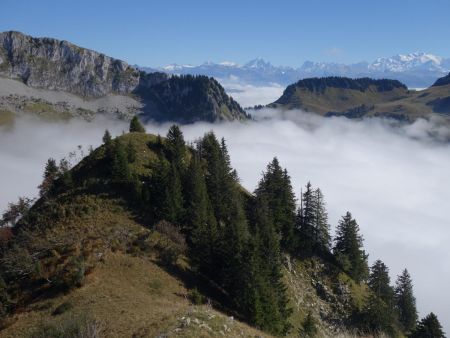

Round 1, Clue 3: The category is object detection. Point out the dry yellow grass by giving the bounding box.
[1,252,272,338]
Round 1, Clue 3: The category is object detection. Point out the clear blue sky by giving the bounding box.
[1,0,449,67]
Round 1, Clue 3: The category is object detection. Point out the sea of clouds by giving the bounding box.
[0,88,449,331]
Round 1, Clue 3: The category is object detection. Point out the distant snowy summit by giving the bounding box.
[142,52,450,88]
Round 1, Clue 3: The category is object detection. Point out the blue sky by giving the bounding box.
[1,0,449,67]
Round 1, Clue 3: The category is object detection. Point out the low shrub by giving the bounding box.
[188,288,206,305]
[52,302,73,316]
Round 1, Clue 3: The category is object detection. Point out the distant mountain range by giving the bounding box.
[0,31,248,124]
[141,52,450,88]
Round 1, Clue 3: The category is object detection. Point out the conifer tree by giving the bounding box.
[395,269,418,333]
[297,182,316,256]
[368,260,394,306]
[162,163,184,225]
[411,313,446,338]
[254,158,297,251]
[102,129,112,145]
[196,132,250,308]
[333,212,369,282]
[127,140,137,163]
[129,116,146,133]
[312,188,331,254]
[111,139,131,182]
[299,311,318,338]
[166,124,186,171]
[184,154,217,272]
[359,293,395,335]
[38,158,59,196]
[297,183,331,257]
[236,195,292,335]
[103,129,114,161]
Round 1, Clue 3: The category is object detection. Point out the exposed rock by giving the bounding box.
[0,31,249,123]
[0,31,139,97]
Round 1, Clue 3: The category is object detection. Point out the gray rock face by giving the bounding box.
[0,31,249,123]
[0,31,140,97]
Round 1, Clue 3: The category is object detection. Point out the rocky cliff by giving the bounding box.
[0,31,248,123]
[0,31,140,97]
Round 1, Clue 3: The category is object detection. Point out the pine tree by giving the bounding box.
[359,293,395,335]
[368,260,394,306]
[184,154,217,272]
[333,212,369,282]
[102,129,112,145]
[129,116,146,133]
[299,311,318,337]
[395,269,418,333]
[411,313,446,338]
[236,195,292,335]
[254,158,297,251]
[196,132,250,313]
[297,182,316,256]
[162,163,184,225]
[126,140,137,163]
[312,188,331,254]
[103,129,114,160]
[38,158,59,196]
[297,183,331,257]
[166,124,186,170]
[111,140,131,182]
[197,132,237,223]
[250,195,291,334]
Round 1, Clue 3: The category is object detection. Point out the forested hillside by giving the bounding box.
[0,119,445,337]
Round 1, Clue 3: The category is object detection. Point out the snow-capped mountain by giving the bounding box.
[140,53,450,88]
[369,52,446,72]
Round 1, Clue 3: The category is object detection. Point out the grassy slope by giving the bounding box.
[271,83,450,121]
[0,132,375,338]
[0,133,272,338]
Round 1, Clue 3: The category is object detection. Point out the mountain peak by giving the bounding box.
[370,52,445,72]
[244,58,273,69]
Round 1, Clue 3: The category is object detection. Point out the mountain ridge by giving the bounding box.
[144,52,450,88]
[267,75,450,124]
[0,31,248,123]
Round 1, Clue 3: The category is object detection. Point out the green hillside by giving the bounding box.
[269,75,450,122]
[0,122,443,337]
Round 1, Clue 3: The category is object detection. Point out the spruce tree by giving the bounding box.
[411,313,446,338]
[254,158,297,251]
[38,158,59,196]
[250,195,291,335]
[103,129,114,162]
[297,182,316,256]
[368,260,394,306]
[312,188,331,254]
[297,183,331,257]
[395,269,418,333]
[111,139,131,182]
[102,129,112,145]
[359,293,395,335]
[299,311,318,338]
[166,124,186,171]
[333,212,369,282]
[162,163,184,225]
[184,154,217,272]
[129,116,146,133]
[196,132,250,311]
[127,140,137,163]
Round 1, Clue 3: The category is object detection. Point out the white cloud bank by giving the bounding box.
[220,79,284,107]
[1,110,449,332]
